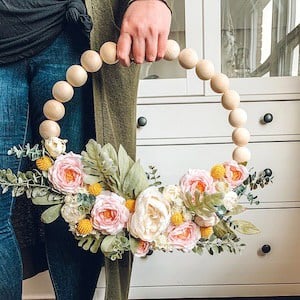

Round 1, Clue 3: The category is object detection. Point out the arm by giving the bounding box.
[117,0,172,66]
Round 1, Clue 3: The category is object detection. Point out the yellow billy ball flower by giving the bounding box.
[36,156,52,171]
[200,226,213,239]
[211,164,226,180]
[88,183,102,196]
[77,219,93,235]
[125,199,135,213]
[171,212,184,226]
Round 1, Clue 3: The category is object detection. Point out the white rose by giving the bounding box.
[61,195,85,224]
[44,137,68,158]
[195,213,219,227]
[128,186,171,242]
[163,185,183,207]
[223,191,238,211]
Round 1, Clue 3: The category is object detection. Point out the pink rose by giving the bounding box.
[194,213,219,227]
[91,191,129,235]
[48,152,83,193]
[167,221,200,252]
[180,169,215,196]
[224,161,249,187]
[133,240,151,257]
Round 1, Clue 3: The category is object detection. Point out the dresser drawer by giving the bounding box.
[136,100,300,140]
[137,141,300,204]
[130,208,300,288]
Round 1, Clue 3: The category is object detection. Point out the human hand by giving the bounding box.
[117,0,172,66]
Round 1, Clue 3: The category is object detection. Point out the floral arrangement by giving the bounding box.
[0,138,272,261]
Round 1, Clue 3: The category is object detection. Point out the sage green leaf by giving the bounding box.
[32,195,63,206]
[32,187,49,198]
[1,186,9,194]
[227,205,246,216]
[101,235,117,257]
[118,145,134,184]
[90,238,102,253]
[213,220,235,239]
[122,160,149,198]
[232,220,261,235]
[84,174,101,185]
[102,143,118,165]
[41,204,62,224]
[84,139,102,160]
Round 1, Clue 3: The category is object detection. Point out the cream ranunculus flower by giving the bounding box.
[61,194,86,224]
[128,186,171,242]
[163,185,183,207]
[223,191,239,211]
[44,137,68,158]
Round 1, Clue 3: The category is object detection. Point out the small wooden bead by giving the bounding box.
[66,65,88,87]
[232,128,250,146]
[164,39,181,61]
[232,146,251,163]
[195,59,215,80]
[99,41,118,64]
[221,90,240,110]
[39,120,61,139]
[178,48,198,69]
[210,73,230,93]
[52,81,74,103]
[43,100,65,121]
[80,50,103,72]
[228,108,247,127]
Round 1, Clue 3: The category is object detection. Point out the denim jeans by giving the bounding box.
[0,30,103,300]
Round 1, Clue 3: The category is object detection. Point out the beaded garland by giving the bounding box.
[40,39,251,163]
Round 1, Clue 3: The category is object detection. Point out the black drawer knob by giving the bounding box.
[137,116,147,127]
[263,113,273,124]
[264,168,273,177]
[261,244,271,254]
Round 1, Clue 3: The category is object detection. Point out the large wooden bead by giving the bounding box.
[43,100,65,121]
[99,42,118,64]
[80,50,103,72]
[228,108,247,127]
[39,120,61,139]
[232,128,250,146]
[210,73,230,93]
[232,146,251,163]
[164,39,180,61]
[195,59,215,80]
[66,65,88,87]
[178,48,198,69]
[52,81,74,103]
[221,90,240,110]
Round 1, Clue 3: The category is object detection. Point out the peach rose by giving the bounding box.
[167,221,200,252]
[48,152,83,193]
[133,240,151,257]
[180,169,215,196]
[224,161,249,187]
[91,191,129,235]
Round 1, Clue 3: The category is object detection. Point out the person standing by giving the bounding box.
[0,0,171,299]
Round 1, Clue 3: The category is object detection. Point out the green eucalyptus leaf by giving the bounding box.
[232,220,261,235]
[226,205,246,216]
[118,145,134,184]
[122,160,149,198]
[32,195,63,205]
[41,204,62,224]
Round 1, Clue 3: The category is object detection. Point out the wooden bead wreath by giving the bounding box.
[40,40,251,163]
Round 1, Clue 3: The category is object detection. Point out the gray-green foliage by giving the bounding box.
[184,191,224,217]
[100,233,131,260]
[7,143,44,161]
[81,139,149,199]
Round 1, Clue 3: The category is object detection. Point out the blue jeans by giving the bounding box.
[0,30,103,300]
